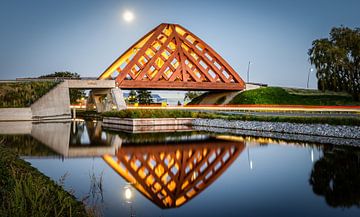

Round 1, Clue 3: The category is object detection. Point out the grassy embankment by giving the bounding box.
[190,87,360,106]
[0,141,88,217]
[102,109,360,126]
[230,87,360,105]
[0,81,58,108]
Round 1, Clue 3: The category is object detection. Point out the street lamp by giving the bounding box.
[307,68,314,88]
[246,61,251,83]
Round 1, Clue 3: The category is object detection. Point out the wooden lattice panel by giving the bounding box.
[98,23,245,90]
[103,140,244,208]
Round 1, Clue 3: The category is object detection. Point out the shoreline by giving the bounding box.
[192,118,360,146]
[0,144,88,216]
[193,118,360,139]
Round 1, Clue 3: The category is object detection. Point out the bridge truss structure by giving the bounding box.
[98,23,245,90]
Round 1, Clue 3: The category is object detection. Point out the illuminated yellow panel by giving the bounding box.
[156,58,164,68]
[168,42,176,50]
[167,180,176,191]
[175,26,186,36]
[163,27,172,36]
[175,196,186,206]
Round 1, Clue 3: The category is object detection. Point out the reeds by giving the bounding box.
[0,143,88,217]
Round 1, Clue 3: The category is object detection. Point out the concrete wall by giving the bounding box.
[245,83,261,90]
[31,81,71,120]
[0,121,32,134]
[0,108,32,121]
[103,117,194,126]
[102,117,194,133]
[67,80,115,89]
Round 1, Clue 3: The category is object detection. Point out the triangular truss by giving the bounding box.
[98,23,245,90]
[103,140,244,208]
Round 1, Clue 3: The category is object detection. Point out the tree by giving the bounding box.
[39,71,81,79]
[127,90,137,104]
[308,26,360,100]
[39,71,85,104]
[137,90,153,105]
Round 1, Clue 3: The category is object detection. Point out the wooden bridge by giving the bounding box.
[98,23,245,91]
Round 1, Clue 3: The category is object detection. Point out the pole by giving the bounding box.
[307,68,313,88]
[246,61,251,83]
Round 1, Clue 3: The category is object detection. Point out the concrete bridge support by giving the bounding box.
[0,80,127,121]
[88,88,126,113]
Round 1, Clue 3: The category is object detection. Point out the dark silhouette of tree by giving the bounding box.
[309,146,360,208]
[137,90,153,105]
[127,90,137,104]
[308,26,360,100]
[39,71,81,79]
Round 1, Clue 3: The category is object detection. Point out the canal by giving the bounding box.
[1,120,359,217]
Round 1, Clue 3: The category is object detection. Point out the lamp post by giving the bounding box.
[307,68,314,88]
[246,61,251,83]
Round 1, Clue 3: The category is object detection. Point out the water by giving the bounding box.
[1,120,359,217]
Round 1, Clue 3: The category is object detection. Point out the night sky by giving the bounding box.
[0,0,359,88]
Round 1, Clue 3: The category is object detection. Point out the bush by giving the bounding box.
[0,81,58,108]
[102,109,360,126]
[103,109,198,118]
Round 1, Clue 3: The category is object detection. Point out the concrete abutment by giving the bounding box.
[0,80,126,121]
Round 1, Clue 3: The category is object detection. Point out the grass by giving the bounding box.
[0,81,58,108]
[0,142,88,217]
[102,109,360,126]
[229,87,360,106]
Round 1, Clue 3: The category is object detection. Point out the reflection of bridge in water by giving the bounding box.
[103,140,245,208]
[0,120,121,157]
[0,120,246,209]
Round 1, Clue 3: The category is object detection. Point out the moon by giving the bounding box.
[123,10,134,22]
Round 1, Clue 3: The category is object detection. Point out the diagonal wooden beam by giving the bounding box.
[178,34,230,83]
[132,30,177,82]
[115,24,167,83]
[175,24,245,86]
[173,25,189,82]
[152,51,178,81]
[182,49,217,83]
